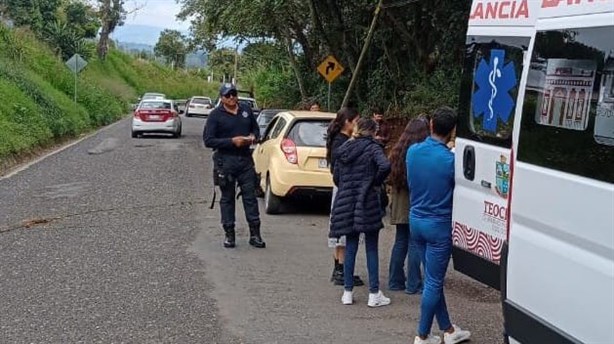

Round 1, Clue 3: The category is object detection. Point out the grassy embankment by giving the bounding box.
[0,24,217,169]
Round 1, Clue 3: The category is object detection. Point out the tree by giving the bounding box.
[154,29,189,69]
[1,0,63,33]
[207,48,236,83]
[97,0,126,60]
[178,0,473,111]
[2,0,98,60]
[65,1,100,39]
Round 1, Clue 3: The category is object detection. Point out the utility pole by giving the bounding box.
[233,46,239,85]
[341,0,384,108]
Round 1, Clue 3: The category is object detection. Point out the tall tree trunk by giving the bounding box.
[284,36,307,101]
[325,0,358,74]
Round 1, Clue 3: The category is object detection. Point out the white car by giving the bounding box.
[131,99,182,138]
[141,92,166,100]
[185,96,213,117]
[215,96,260,117]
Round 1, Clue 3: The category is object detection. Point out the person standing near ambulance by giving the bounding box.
[408,107,470,344]
[204,83,266,249]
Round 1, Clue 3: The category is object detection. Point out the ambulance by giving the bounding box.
[452,0,614,343]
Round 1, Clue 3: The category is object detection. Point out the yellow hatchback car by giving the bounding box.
[253,111,335,214]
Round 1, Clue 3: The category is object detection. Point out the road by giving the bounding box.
[0,115,504,343]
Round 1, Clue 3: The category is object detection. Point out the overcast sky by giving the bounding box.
[124,0,190,30]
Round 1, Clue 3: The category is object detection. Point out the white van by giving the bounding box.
[452,1,614,343]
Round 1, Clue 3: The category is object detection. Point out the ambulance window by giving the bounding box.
[518,26,614,184]
[457,36,529,148]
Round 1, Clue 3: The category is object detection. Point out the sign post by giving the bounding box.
[317,55,344,111]
[65,54,88,104]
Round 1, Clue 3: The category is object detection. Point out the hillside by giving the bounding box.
[0,24,216,169]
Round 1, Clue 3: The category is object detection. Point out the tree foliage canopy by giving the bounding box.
[179,0,472,113]
[1,0,100,60]
[154,29,189,69]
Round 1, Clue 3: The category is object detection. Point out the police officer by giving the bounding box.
[203,83,266,249]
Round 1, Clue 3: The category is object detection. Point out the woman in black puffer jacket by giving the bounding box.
[330,118,391,307]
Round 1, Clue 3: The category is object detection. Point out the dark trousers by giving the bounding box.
[216,154,260,228]
[344,231,380,293]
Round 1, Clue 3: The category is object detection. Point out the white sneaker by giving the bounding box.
[444,324,471,344]
[413,335,442,344]
[367,290,391,307]
[341,290,353,305]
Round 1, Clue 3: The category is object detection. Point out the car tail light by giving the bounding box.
[189,104,195,108]
[281,138,298,164]
[164,110,176,120]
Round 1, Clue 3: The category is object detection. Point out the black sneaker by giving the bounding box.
[333,274,364,287]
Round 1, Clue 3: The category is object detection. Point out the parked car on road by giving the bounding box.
[133,93,168,110]
[215,95,261,117]
[253,111,335,214]
[185,96,213,117]
[132,99,182,138]
[141,92,166,100]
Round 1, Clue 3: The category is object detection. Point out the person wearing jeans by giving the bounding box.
[344,231,379,293]
[389,223,424,293]
[387,117,429,293]
[330,118,391,307]
[407,107,471,344]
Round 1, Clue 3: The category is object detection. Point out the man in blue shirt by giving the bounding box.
[204,83,265,249]
[407,107,470,344]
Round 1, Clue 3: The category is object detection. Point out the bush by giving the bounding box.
[1,22,214,162]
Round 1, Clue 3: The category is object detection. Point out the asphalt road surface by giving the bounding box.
[0,115,504,343]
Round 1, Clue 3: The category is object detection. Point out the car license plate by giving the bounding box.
[149,115,161,120]
[318,158,329,169]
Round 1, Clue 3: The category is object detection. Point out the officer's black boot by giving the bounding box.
[223,225,236,248]
[248,223,266,248]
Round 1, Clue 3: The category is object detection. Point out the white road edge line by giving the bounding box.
[0,117,128,181]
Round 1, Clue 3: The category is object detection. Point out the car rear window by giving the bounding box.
[192,98,211,105]
[287,120,330,147]
[239,99,256,109]
[140,102,171,109]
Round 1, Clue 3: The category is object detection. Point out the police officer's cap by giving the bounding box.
[220,83,237,96]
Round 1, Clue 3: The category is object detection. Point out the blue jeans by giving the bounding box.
[388,224,423,293]
[344,231,380,293]
[411,218,453,337]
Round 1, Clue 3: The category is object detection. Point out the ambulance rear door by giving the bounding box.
[451,0,538,290]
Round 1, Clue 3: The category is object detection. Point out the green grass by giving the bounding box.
[0,24,215,163]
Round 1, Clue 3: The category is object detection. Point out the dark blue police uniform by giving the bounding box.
[203,85,265,248]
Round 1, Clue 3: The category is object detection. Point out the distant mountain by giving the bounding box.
[112,24,173,46]
[116,42,208,69]
[113,25,206,68]
[117,41,154,52]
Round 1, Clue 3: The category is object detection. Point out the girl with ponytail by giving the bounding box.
[326,107,362,287]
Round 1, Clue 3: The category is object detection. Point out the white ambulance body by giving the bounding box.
[452,1,614,343]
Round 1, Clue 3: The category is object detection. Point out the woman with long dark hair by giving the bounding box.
[387,116,430,293]
[330,118,391,307]
[326,107,363,287]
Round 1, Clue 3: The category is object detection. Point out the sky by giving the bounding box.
[124,0,189,30]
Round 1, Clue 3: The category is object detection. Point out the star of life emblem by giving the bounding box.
[472,49,518,133]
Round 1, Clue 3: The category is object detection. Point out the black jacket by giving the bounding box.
[330,136,391,237]
[203,104,259,156]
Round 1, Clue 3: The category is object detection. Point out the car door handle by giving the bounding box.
[463,145,476,181]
